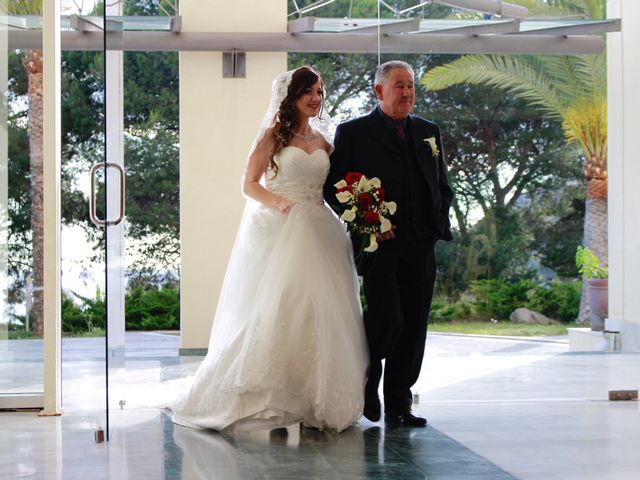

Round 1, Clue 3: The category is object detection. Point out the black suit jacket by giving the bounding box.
[324,109,454,274]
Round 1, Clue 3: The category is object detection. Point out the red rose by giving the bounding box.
[345,171,363,184]
[363,211,379,225]
[358,192,372,209]
[337,185,354,194]
[375,187,385,201]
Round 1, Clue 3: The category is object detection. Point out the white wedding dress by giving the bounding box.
[171,146,368,432]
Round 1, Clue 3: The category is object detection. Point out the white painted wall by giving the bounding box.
[179,2,287,350]
[607,0,640,351]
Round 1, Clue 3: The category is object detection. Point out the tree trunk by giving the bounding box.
[23,49,45,337]
[577,178,608,325]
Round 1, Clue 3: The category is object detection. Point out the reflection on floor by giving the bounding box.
[0,410,516,479]
[2,332,640,479]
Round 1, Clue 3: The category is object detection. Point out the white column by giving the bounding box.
[607,0,640,351]
[41,0,62,414]
[179,2,287,351]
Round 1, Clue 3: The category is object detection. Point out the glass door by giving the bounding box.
[71,1,180,443]
[56,0,123,441]
[0,3,44,410]
[84,1,125,441]
[103,1,125,441]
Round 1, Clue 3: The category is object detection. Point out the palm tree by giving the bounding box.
[421,0,606,323]
[6,0,45,336]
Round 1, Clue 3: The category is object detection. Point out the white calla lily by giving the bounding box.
[336,190,354,203]
[368,177,381,188]
[424,136,440,157]
[380,216,392,233]
[334,179,347,189]
[340,206,357,222]
[357,175,371,192]
[363,233,378,252]
[384,201,397,215]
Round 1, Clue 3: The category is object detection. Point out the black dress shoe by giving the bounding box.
[363,394,381,422]
[384,410,427,427]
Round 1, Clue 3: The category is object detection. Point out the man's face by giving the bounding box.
[375,68,415,121]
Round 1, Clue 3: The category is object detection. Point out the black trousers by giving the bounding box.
[363,236,437,413]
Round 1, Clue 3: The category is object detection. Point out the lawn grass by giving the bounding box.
[8,327,106,340]
[8,324,571,340]
[71,327,106,338]
[429,321,573,337]
[6,330,37,340]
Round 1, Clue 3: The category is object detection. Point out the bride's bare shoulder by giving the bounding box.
[322,137,332,154]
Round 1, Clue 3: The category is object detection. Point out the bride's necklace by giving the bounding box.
[293,129,319,143]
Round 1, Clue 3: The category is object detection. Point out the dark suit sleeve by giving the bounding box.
[434,125,454,241]
[323,123,352,212]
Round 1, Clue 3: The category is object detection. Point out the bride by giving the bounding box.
[171,66,368,432]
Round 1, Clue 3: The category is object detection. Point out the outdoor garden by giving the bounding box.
[5,0,607,339]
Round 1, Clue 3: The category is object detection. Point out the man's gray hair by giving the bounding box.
[374,61,415,86]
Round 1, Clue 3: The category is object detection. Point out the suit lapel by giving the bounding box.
[366,110,399,155]
[409,116,438,198]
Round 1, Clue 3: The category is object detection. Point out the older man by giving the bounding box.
[324,60,454,426]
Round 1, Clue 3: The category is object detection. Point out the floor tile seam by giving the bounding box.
[309,442,343,477]
[380,441,428,475]
[381,428,517,478]
[428,332,569,344]
[562,351,640,356]
[424,425,520,479]
[418,397,611,405]
[425,352,566,357]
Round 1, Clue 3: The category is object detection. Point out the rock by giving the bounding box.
[509,307,559,325]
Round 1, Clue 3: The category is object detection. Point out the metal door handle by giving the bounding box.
[89,162,125,227]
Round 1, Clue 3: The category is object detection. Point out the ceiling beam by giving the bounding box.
[514,19,621,36]
[69,14,103,32]
[432,0,528,19]
[170,16,182,33]
[288,16,317,33]
[419,19,520,35]
[7,30,604,55]
[338,18,421,34]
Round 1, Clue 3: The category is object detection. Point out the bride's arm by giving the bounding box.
[243,129,294,214]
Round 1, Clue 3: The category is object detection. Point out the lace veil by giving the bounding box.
[204,68,336,354]
[247,68,335,163]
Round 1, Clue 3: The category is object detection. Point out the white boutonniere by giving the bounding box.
[424,136,440,158]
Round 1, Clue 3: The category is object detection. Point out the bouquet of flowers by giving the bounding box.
[334,171,397,253]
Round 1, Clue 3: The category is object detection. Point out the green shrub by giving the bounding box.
[125,285,180,330]
[470,279,537,320]
[62,292,105,334]
[60,286,179,334]
[526,280,581,323]
[430,296,474,323]
[433,279,581,324]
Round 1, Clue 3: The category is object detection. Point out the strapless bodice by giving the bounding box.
[265,146,330,205]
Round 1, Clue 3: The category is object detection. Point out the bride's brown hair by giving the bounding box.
[270,66,324,174]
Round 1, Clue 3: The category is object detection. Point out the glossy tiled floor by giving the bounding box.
[2,332,640,479]
[2,411,516,479]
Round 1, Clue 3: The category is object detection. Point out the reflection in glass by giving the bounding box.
[0,0,44,406]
